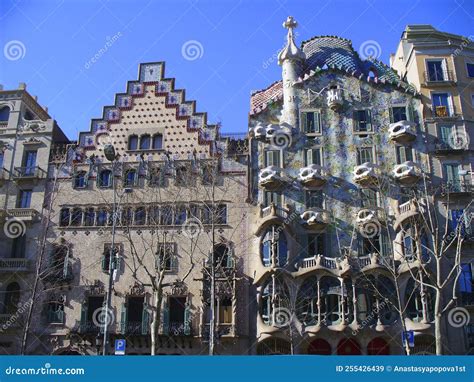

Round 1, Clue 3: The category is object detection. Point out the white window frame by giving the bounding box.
[356,146,375,165]
[304,147,323,166]
[389,104,408,123]
[425,58,448,81]
[431,91,454,116]
[353,108,373,134]
[265,150,281,168]
[300,109,322,135]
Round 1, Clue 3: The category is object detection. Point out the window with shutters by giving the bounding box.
[265,150,281,167]
[11,236,26,258]
[123,169,137,187]
[353,110,372,133]
[395,146,413,164]
[47,302,64,324]
[305,148,322,166]
[216,298,232,324]
[356,147,373,165]
[98,169,112,188]
[359,232,389,257]
[80,296,104,333]
[121,296,146,335]
[432,92,453,117]
[17,189,32,208]
[73,171,87,189]
[261,225,288,267]
[167,297,188,336]
[148,166,166,187]
[102,243,122,273]
[306,190,324,209]
[301,111,321,134]
[359,188,378,208]
[438,125,453,145]
[264,191,281,207]
[156,243,176,272]
[443,163,461,191]
[389,106,408,123]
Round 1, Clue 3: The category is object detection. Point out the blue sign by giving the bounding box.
[402,331,415,348]
[115,339,126,355]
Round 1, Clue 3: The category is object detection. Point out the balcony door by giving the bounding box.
[427,60,447,82]
[23,150,37,175]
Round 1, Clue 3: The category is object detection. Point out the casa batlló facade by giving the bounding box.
[0,18,472,356]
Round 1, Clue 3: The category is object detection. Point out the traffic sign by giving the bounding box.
[115,339,126,355]
[402,331,415,348]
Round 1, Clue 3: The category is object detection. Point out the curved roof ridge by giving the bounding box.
[301,34,353,49]
[251,80,283,96]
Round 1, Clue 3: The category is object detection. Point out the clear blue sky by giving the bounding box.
[1,0,472,140]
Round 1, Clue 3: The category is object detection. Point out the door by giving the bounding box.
[23,151,37,175]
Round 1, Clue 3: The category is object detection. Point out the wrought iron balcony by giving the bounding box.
[441,180,473,195]
[12,166,46,181]
[434,141,467,154]
[0,258,29,272]
[423,70,455,84]
[163,321,192,336]
[431,105,456,118]
[120,320,149,335]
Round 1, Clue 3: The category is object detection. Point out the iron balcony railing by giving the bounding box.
[424,70,455,83]
[12,166,46,179]
[432,105,456,118]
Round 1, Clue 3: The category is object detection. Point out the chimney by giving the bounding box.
[18,82,26,90]
[34,95,38,101]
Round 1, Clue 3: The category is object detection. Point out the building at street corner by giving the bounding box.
[248,17,471,355]
[391,25,474,354]
[0,19,472,356]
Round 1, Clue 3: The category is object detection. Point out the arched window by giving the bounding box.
[296,276,319,326]
[70,208,83,226]
[368,68,377,79]
[139,134,151,150]
[152,134,163,150]
[24,110,35,120]
[98,169,112,188]
[2,282,20,314]
[124,169,137,187]
[73,171,87,189]
[261,225,288,267]
[405,274,434,323]
[59,208,70,227]
[0,106,10,122]
[320,276,342,325]
[134,207,146,225]
[257,338,291,355]
[307,339,331,355]
[260,277,291,327]
[337,338,361,355]
[121,207,133,226]
[128,135,138,150]
[367,337,390,355]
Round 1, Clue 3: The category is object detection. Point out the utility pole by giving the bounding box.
[209,158,216,355]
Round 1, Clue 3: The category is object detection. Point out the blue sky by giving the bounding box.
[0,0,473,140]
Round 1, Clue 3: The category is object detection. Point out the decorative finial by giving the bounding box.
[278,16,305,66]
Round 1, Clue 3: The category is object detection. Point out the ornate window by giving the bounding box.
[59,208,70,227]
[101,244,121,273]
[405,274,434,323]
[84,208,95,226]
[261,225,288,267]
[134,207,146,225]
[47,301,64,324]
[70,208,83,226]
[96,208,108,226]
[155,243,176,272]
[260,276,291,327]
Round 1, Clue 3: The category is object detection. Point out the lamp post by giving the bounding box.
[102,143,118,355]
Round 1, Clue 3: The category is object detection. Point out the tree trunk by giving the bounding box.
[434,289,443,355]
[150,273,164,355]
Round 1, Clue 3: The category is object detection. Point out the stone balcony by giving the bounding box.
[0,258,29,272]
[393,198,425,231]
[388,121,416,144]
[298,164,327,188]
[392,161,421,185]
[252,122,293,144]
[356,207,385,225]
[6,208,39,222]
[353,163,378,187]
[258,166,284,190]
[300,208,331,231]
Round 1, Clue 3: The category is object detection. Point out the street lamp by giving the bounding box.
[102,143,118,355]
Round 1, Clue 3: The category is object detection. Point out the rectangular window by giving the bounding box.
[265,150,280,167]
[304,148,322,166]
[359,189,378,208]
[356,147,373,165]
[353,110,372,132]
[308,234,325,256]
[215,204,227,225]
[102,244,121,272]
[439,125,453,145]
[264,191,281,207]
[11,236,26,258]
[432,93,453,117]
[305,190,323,209]
[459,263,473,293]
[427,60,446,81]
[444,163,460,191]
[395,146,413,164]
[156,243,175,272]
[449,209,465,234]
[301,111,321,134]
[390,106,407,123]
[17,189,32,208]
[47,302,64,324]
[466,62,474,78]
[217,298,232,324]
[23,150,37,175]
[169,297,186,324]
[471,94,474,108]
